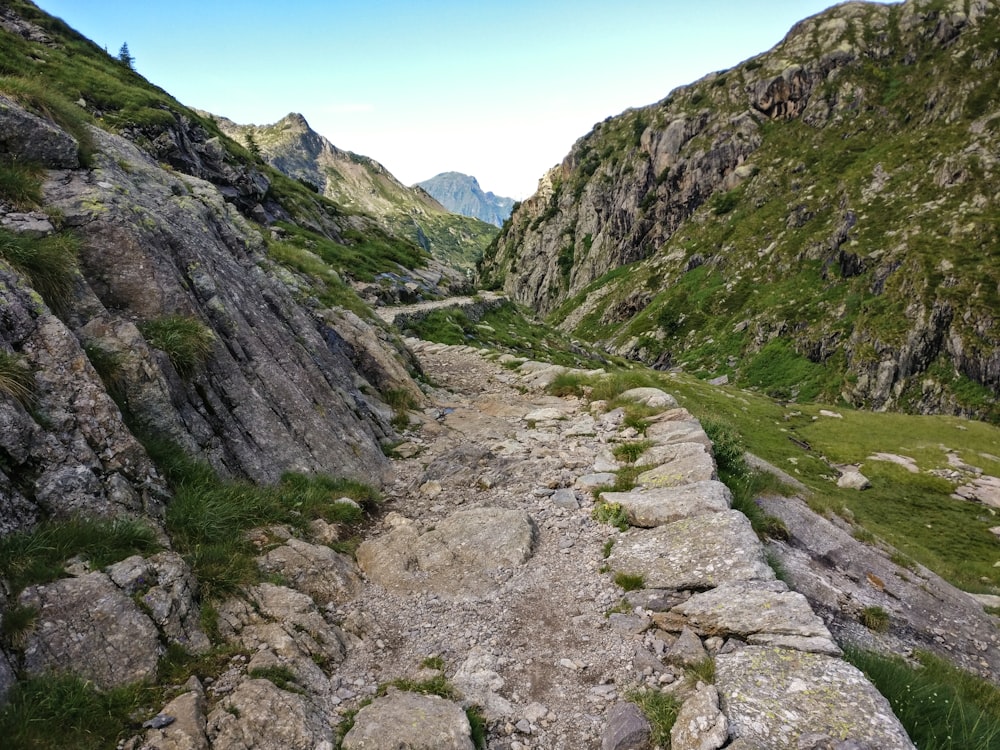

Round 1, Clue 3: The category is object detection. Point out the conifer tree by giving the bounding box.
[117,42,134,70]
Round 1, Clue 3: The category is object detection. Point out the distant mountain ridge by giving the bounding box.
[417,171,516,227]
[215,114,496,270]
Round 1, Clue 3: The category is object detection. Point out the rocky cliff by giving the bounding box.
[217,114,498,272]
[479,0,1000,421]
[417,171,516,228]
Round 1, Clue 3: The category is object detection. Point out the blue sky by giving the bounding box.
[35,1,872,199]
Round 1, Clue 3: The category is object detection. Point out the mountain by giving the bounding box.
[216,114,497,271]
[416,171,516,227]
[479,0,1000,422]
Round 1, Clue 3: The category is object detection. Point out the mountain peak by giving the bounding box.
[416,172,515,228]
[278,112,311,131]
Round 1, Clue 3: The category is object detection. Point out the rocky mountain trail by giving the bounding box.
[119,338,918,749]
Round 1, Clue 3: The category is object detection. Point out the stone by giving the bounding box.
[551,488,580,509]
[452,646,515,718]
[618,387,678,410]
[608,510,773,590]
[836,466,871,490]
[637,444,717,488]
[658,581,839,656]
[106,552,211,654]
[524,407,566,422]
[645,419,714,451]
[0,648,16,706]
[207,679,332,750]
[715,647,915,749]
[342,689,474,750]
[257,537,362,606]
[601,481,731,527]
[138,678,209,750]
[575,472,618,489]
[0,93,79,168]
[356,507,536,596]
[19,571,161,688]
[665,626,709,667]
[601,700,652,750]
[670,683,728,750]
[953,475,1000,509]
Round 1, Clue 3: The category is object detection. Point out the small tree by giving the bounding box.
[117,42,134,70]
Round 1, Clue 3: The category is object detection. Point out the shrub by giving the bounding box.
[139,314,215,376]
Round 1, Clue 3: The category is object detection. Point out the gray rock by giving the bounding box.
[19,571,162,688]
[645,416,714,451]
[0,647,16,705]
[357,508,536,596]
[551,488,580,509]
[257,537,361,606]
[637,443,717,488]
[601,700,652,750]
[452,646,515,718]
[658,581,838,655]
[602,480,731,527]
[715,646,915,749]
[609,510,773,590]
[665,626,709,667]
[670,683,728,750]
[836,467,871,490]
[138,678,209,750]
[524,406,566,422]
[576,472,618,489]
[342,689,474,750]
[0,93,79,168]
[106,552,211,654]
[618,387,678,410]
[207,678,332,750]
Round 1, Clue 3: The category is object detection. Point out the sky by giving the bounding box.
[34,1,877,200]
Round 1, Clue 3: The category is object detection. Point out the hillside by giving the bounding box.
[479,0,1000,422]
[218,114,497,272]
[416,171,516,227]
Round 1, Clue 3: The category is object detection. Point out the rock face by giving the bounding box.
[342,689,475,750]
[479,0,1000,419]
[416,171,516,228]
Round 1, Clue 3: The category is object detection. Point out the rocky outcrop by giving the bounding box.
[480,0,1000,419]
[342,689,475,750]
[0,93,79,169]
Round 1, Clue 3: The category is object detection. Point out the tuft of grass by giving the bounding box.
[626,688,681,747]
[613,572,645,592]
[139,314,215,377]
[0,158,44,208]
[420,656,445,671]
[0,516,160,595]
[612,439,653,464]
[377,673,455,700]
[466,706,487,750]
[0,673,155,750]
[860,605,891,633]
[685,657,716,684]
[547,372,588,397]
[248,665,302,693]
[593,500,629,531]
[0,228,79,311]
[602,539,615,558]
[0,351,35,406]
[846,648,1000,750]
[0,603,37,650]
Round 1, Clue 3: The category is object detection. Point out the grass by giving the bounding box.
[138,315,215,377]
[0,228,79,311]
[0,516,160,596]
[861,605,891,633]
[846,648,1000,750]
[0,158,44,209]
[0,673,156,750]
[626,688,681,747]
[593,500,629,531]
[248,665,303,693]
[0,351,35,406]
[685,657,716,685]
[147,438,378,600]
[614,572,645,591]
[612,439,653,464]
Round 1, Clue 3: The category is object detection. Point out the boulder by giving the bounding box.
[657,580,840,656]
[0,93,79,168]
[601,480,731,527]
[670,683,728,750]
[715,646,915,749]
[618,387,678,410]
[342,689,474,750]
[608,510,773,590]
[19,571,161,688]
[601,700,652,750]
[207,679,332,750]
[356,508,536,597]
[836,466,871,490]
[645,418,713,451]
[665,626,709,667]
[257,537,361,606]
[636,444,717,488]
[135,678,209,750]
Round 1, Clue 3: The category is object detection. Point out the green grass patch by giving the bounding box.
[0,228,79,311]
[0,158,44,209]
[248,665,303,693]
[861,605,891,633]
[0,673,156,750]
[611,439,653,464]
[846,648,1000,750]
[0,516,160,595]
[613,572,645,591]
[625,688,680,747]
[593,500,629,531]
[685,657,716,684]
[139,314,215,377]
